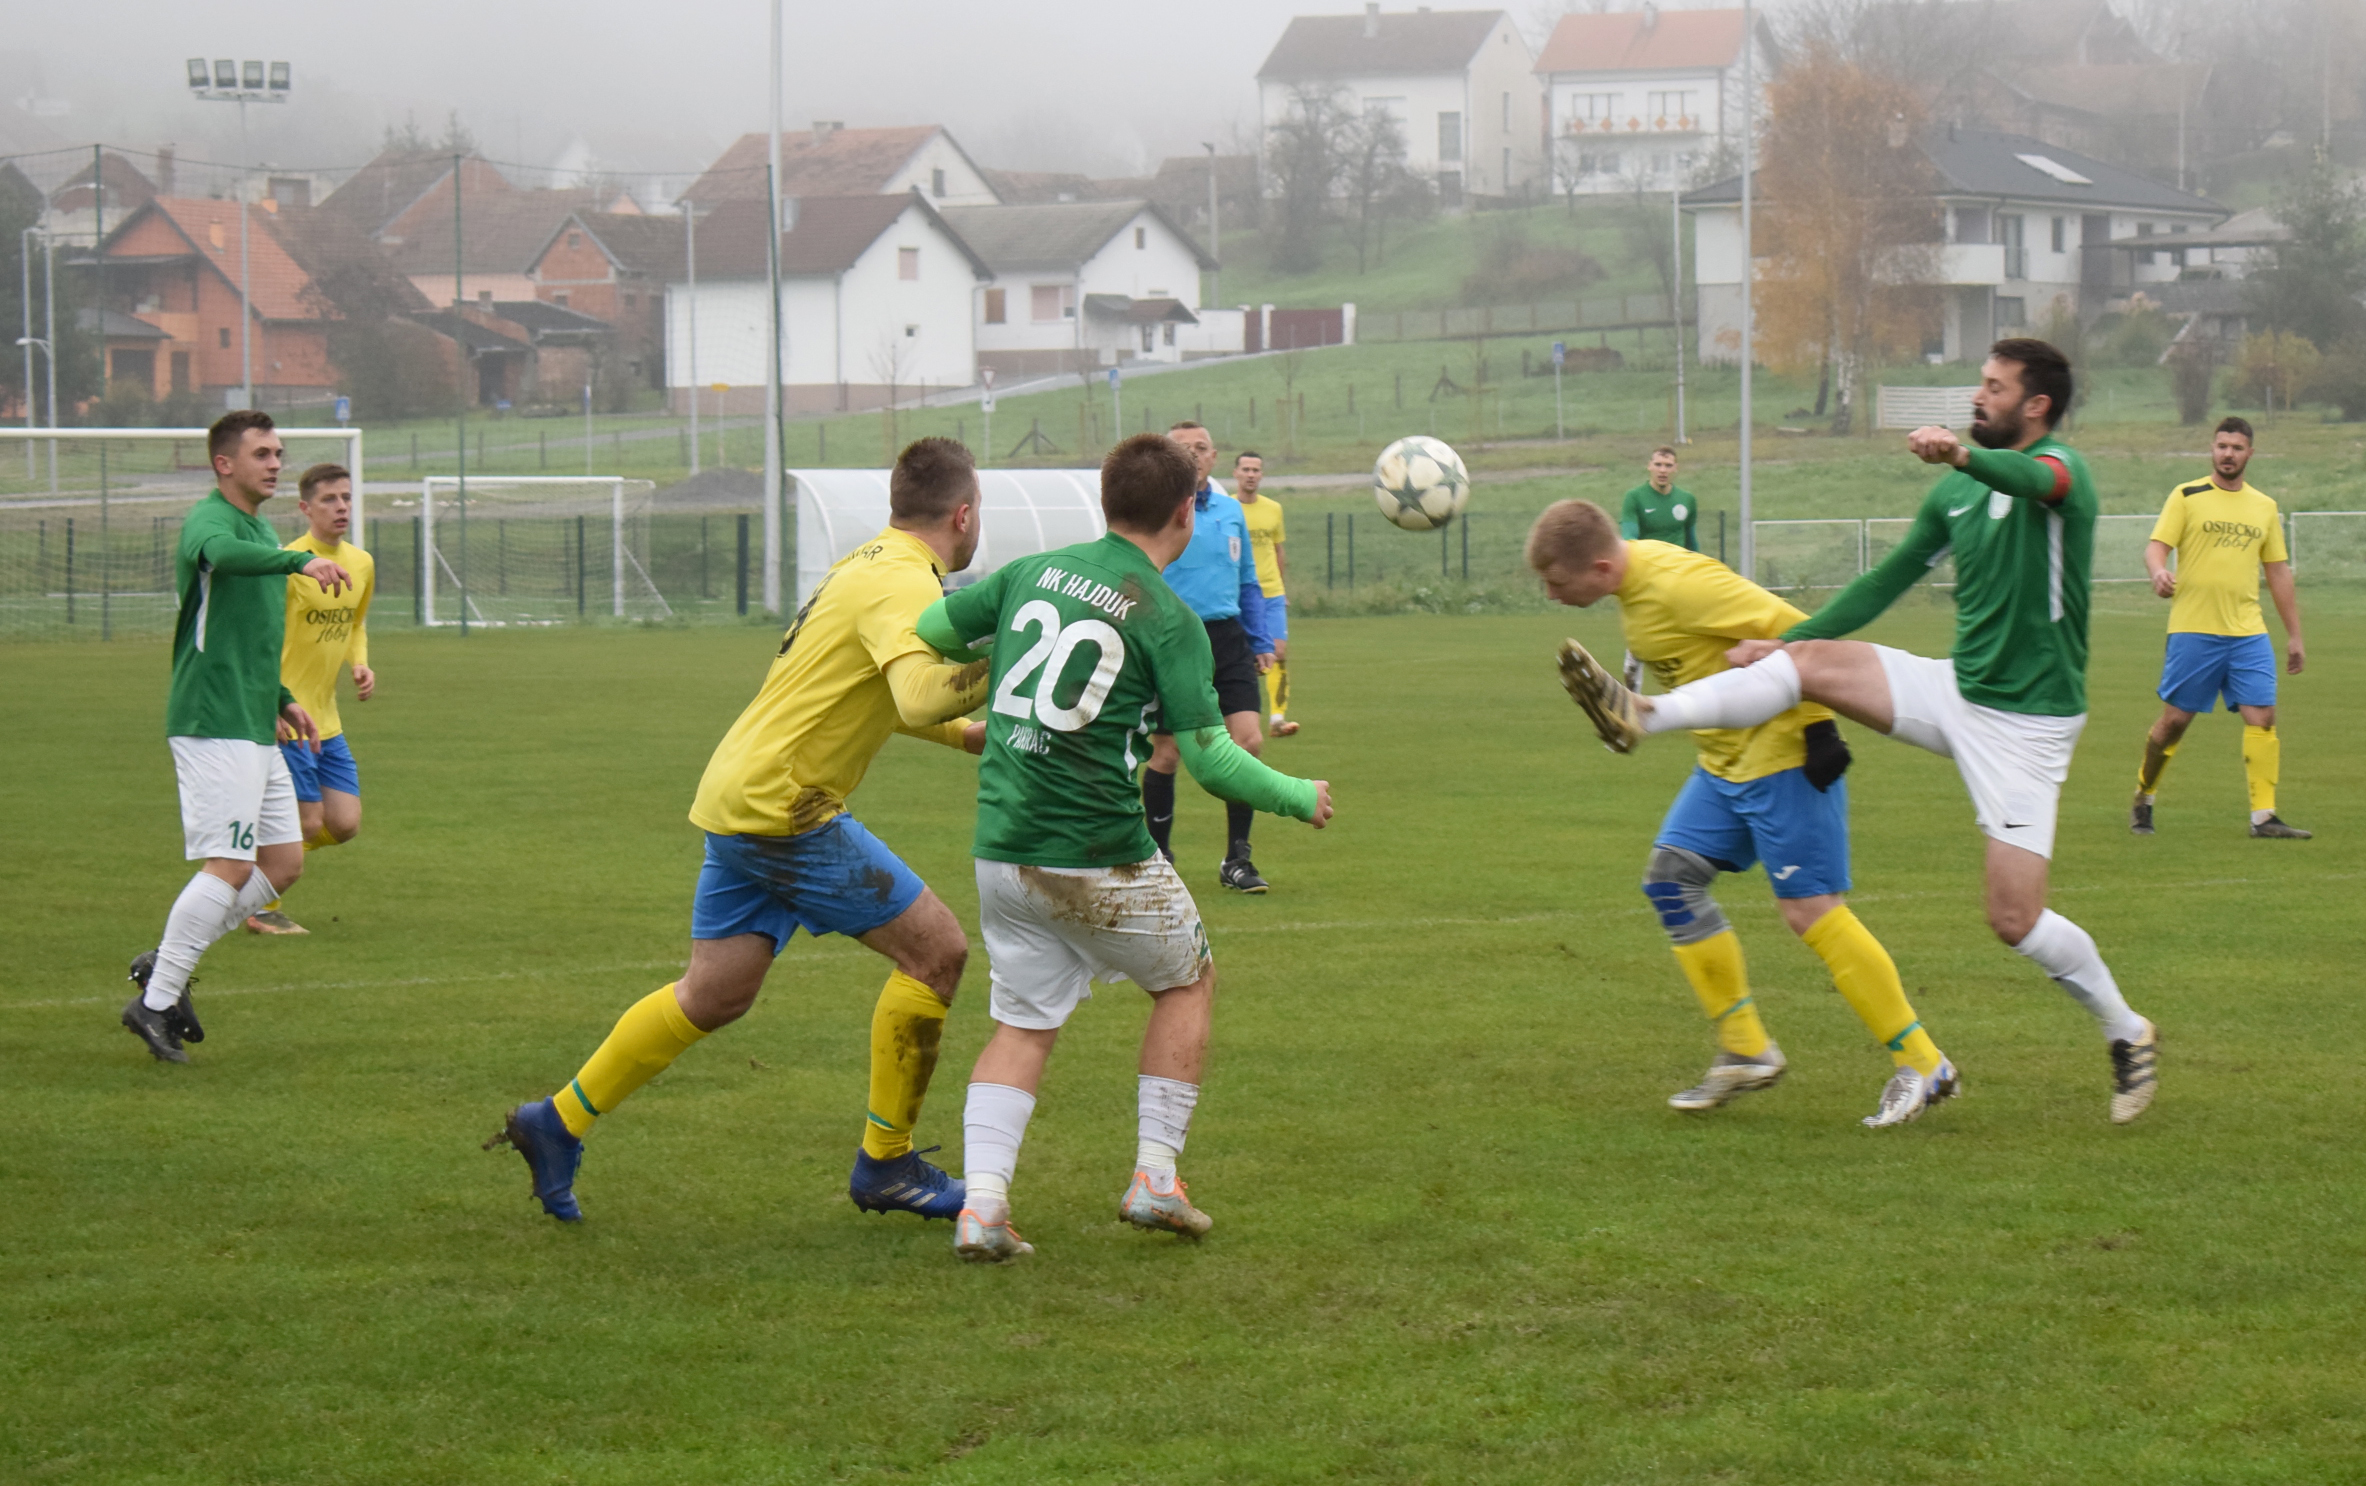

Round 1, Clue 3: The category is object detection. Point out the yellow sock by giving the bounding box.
[861,970,949,1160]
[1669,931,1769,1057]
[303,827,341,851]
[552,983,707,1138]
[2243,725,2278,815]
[263,898,282,912]
[2136,734,2178,796]
[1271,660,1290,719]
[1801,905,1941,1076]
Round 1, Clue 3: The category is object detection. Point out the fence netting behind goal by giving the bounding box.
[398,477,667,627]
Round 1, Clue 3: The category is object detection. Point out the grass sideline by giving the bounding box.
[4,596,2363,1481]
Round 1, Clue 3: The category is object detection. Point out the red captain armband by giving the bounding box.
[2034,455,2071,504]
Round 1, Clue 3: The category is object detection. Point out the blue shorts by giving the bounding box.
[1656,765,1851,900]
[1258,592,1289,642]
[2158,632,2276,713]
[691,815,925,952]
[280,734,359,803]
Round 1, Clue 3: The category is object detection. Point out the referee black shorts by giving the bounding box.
[1202,615,1264,719]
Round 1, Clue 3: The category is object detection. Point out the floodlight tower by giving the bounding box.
[186,57,292,410]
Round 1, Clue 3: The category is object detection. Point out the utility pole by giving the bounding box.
[762,0,785,614]
[454,151,469,637]
[1203,142,1220,307]
[684,202,699,475]
[1737,0,1755,578]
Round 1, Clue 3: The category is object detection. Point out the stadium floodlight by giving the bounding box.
[186,58,210,90]
[213,59,236,89]
[241,60,264,90]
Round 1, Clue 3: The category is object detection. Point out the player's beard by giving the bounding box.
[1968,399,2026,449]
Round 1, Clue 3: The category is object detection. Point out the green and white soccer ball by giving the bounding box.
[1372,435,1470,531]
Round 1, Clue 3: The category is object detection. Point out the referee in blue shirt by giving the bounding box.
[1147,421,1279,892]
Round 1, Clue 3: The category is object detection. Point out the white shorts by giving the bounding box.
[975,856,1212,1031]
[170,736,301,861]
[1875,647,2085,860]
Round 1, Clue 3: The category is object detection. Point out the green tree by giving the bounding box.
[2246,160,2366,349]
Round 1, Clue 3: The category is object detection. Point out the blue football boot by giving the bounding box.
[848,1145,965,1221]
[484,1098,584,1221]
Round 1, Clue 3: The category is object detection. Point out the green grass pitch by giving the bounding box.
[4,593,2363,1482]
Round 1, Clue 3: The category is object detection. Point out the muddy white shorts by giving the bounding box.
[170,735,301,861]
[975,855,1212,1031]
[1875,647,2085,860]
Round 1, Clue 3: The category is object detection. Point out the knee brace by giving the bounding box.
[1642,845,1730,946]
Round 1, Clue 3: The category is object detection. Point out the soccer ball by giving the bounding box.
[1372,436,1470,531]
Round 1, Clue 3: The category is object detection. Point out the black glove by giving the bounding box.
[1803,719,1852,792]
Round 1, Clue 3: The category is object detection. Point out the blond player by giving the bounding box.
[2131,416,2309,838]
[488,438,991,1223]
[1530,499,1957,1125]
[247,463,377,935]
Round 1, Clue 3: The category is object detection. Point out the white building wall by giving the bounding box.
[973,209,1205,361]
[1467,14,1545,195]
[1547,66,1727,195]
[879,134,1001,206]
[1261,72,1473,190]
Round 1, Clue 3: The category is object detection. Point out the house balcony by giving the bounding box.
[1935,243,2005,286]
[1562,115,1700,136]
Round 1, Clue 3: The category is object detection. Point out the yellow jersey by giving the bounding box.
[2150,478,2287,636]
[279,532,374,741]
[1239,493,1286,597]
[691,526,963,838]
[1614,540,1831,783]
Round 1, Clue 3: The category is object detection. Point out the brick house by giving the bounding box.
[527,211,688,389]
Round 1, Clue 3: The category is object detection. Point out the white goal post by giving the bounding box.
[417,475,669,627]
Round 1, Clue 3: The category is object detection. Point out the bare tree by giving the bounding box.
[1264,84,1357,274]
[1755,44,1943,435]
[1343,106,1414,274]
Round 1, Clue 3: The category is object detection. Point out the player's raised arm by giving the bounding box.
[1781,493,1952,643]
[1174,724,1328,826]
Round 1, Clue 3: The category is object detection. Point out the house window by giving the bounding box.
[1999,213,2026,280]
[1135,226,1146,249]
[983,288,1006,324]
[1163,322,1176,347]
[554,292,569,309]
[905,324,919,338]
[1996,295,2027,329]
[1141,323,1156,353]
[2137,221,2154,266]
[1646,91,1696,126]
[219,327,231,349]
[931,167,946,198]
[1567,92,1618,130]
[1579,152,1621,178]
[1438,112,1462,161]
[2051,216,2066,253]
[899,247,920,280]
[2171,222,2188,269]
[1031,284,1073,322]
[567,230,581,250]
[623,292,637,309]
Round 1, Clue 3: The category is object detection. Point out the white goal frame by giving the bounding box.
[418,475,668,626]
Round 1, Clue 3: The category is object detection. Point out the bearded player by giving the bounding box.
[488,438,991,1221]
[1558,339,2158,1124]
[1530,499,1957,1126]
[918,434,1332,1261]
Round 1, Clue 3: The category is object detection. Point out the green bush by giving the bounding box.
[2309,340,2366,421]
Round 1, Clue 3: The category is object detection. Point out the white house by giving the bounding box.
[663,191,990,413]
[680,124,1002,210]
[1534,4,1768,196]
[1685,127,2224,365]
[1257,6,1543,206]
[938,201,1218,378]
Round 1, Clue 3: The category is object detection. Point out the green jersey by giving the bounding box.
[169,491,312,743]
[1621,483,1698,550]
[939,533,1230,868]
[1785,436,2094,716]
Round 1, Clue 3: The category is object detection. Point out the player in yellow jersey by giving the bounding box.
[489,438,993,1223]
[1527,499,1959,1126]
[1234,451,1297,736]
[249,463,377,936]
[2131,417,2310,839]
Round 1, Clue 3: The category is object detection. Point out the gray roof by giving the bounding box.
[1686,127,2221,216]
[1258,9,1505,80]
[491,300,614,339]
[1083,294,1200,325]
[937,200,1215,273]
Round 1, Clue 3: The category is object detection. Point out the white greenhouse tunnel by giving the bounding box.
[791,469,1108,607]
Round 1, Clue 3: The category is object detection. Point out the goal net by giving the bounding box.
[402,476,669,627]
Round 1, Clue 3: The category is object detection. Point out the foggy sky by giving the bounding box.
[5,0,1587,187]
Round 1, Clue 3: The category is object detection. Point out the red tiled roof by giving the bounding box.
[1535,8,1749,74]
[106,196,319,320]
[378,189,604,276]
[682,126,941,205]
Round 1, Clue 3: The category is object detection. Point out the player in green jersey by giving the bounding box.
[123,410,353,1063]
[1619,447,1699,690]
[918,433,1333,1261]
[1557,339,2158,1124]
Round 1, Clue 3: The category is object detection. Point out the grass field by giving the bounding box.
[5,585,2364,1482]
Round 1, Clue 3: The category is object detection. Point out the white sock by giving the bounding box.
[1136,1075,1199,1181]
[1643,649,1801,734]
[963,1081,1037,1210]
[233,867,282,918]
[2251,808,2273,825]
[2013,909,2147,1043]
[145,872,245,1007]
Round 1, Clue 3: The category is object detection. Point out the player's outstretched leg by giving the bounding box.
[1994,845,2157,1122]
[956,1075,1039,1262]
[489,978,713,1220]
[1557,639,1649,752]
[1644,848,1786,1110]
[1795,904,1961,1128]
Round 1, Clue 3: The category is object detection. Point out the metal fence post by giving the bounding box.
[576,514,587,620]
[736,514,751,615]
[1326,511,1335,590]
[1461,512,1469,582]
[1348,513,1356,590]
[413,516,423,625]
[63,517,73,625]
